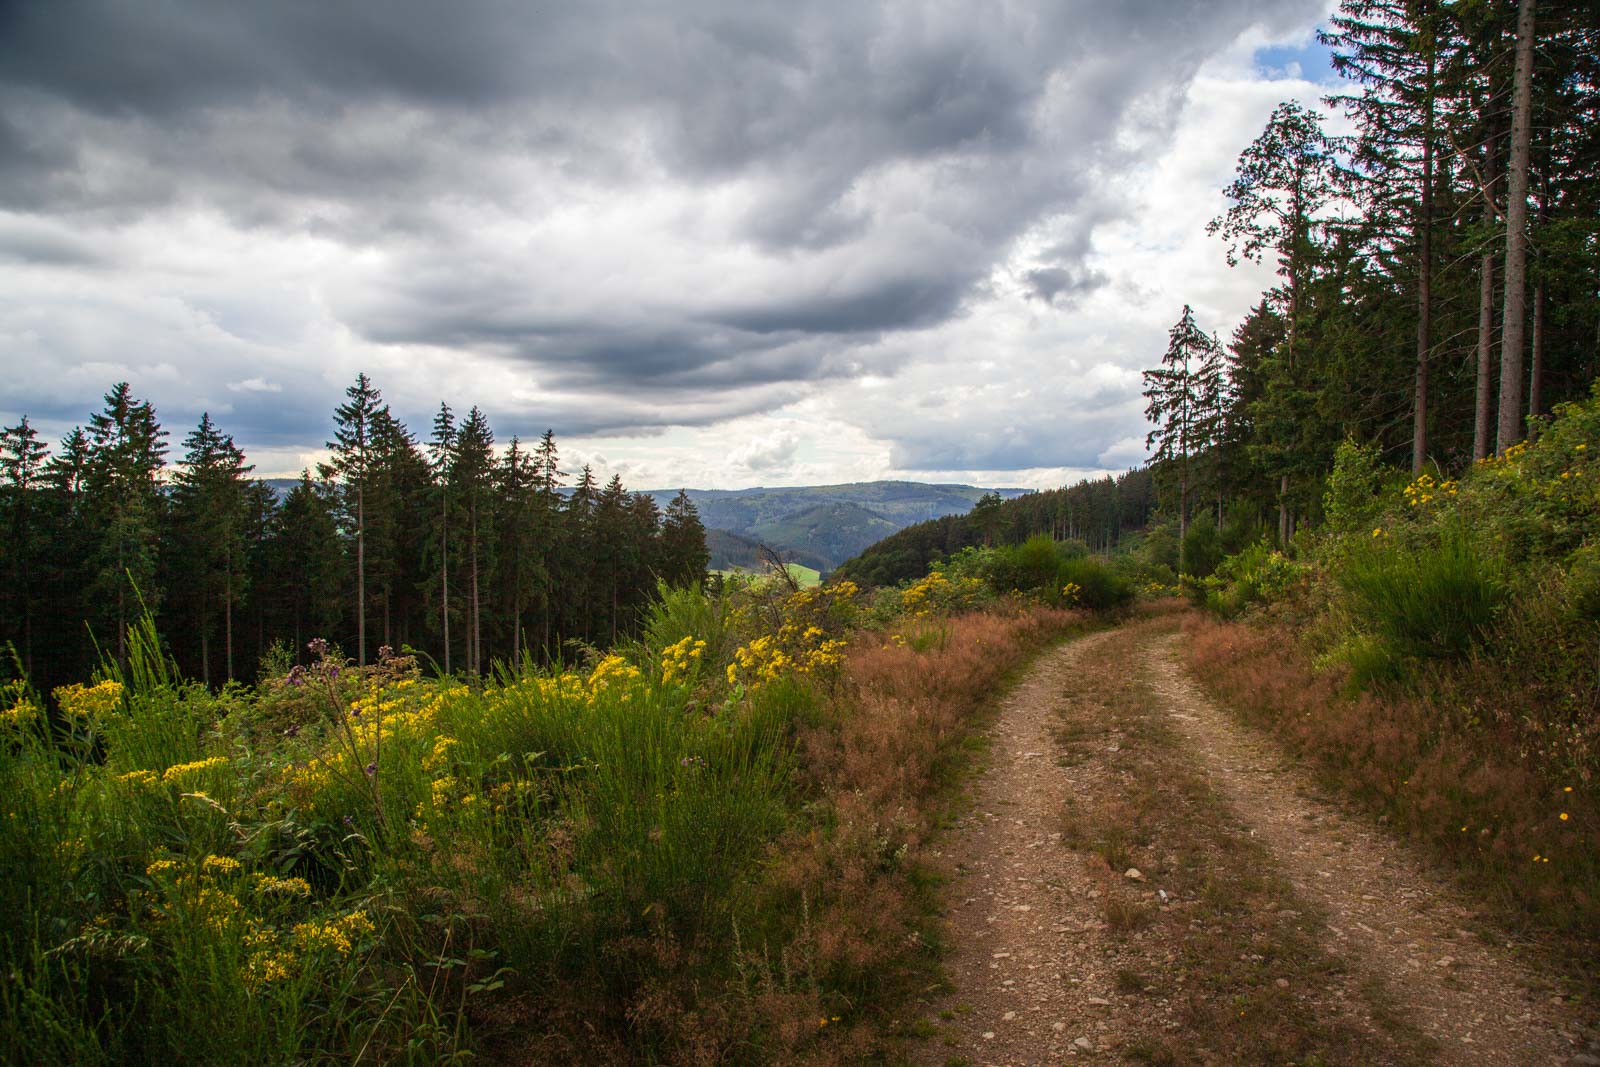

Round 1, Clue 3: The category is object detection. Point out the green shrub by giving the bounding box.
[1181,517,1222,578]
[1057,556,1134,611]
[1201,541,1300,618]
[1339,524,1504,665]
[1322,438,1390,537]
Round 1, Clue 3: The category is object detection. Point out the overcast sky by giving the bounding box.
[0,0,1343,490]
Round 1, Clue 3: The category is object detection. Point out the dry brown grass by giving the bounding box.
[1182,612,1600,986]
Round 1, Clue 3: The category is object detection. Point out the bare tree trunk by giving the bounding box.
[356,483,366,665]
[1178,469,1188,574]
[1496,0,1536,453]
[1278,474,1289,547]
[1472,120,1497,460]
[470,510,481,676]
[441,503,450,674]
[225,564,234,682]
[1530,281,1546,420]
[1413,24,1436,474]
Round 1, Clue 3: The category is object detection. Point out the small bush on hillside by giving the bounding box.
[1200,541,1300,618]
[1181,517,1223,579]
[988,534,1064,592]
[1321,438,1389,538]
[1219,500,1268,556]
[1339,523,1504,666]
[1057,556,1134,611]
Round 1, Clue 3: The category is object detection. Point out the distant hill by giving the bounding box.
[262,477,1031,574]
[747,501,898,569]
[264,478,304,498]
[643,481,1032,573]
[704,527,831,573]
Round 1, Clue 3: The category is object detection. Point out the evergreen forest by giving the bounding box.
[0,374,710,699]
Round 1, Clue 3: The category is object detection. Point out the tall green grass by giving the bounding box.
[1339,523,1505,665]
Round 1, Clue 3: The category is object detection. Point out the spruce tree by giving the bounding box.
[659,490,709,588]
[1144,306,1215,572]
[495,437,541,668]
[170,413,254,685]
[427,403,457,673]
[450,407,495,675]
[0,417,49,675]
[1209,103,1340,538]
[266,472,344,658]
[321,373,387,665]
[84,383,168,660]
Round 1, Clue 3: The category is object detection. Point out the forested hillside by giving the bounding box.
[837,470,1157,587]
[0,376,709,698]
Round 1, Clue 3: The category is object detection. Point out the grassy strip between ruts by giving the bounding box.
[1181,612,1600,1007]
[1044,616,1434,1065]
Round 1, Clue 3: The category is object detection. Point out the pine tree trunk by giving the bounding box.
[356,482,366,665]
[201,611,210,689]
[1178,470,1188,575]
[1412,28,1436,475]
[441,503,450,674]
[470,510,481,677]
[1530,281,1545,420]
[1474,244,1496,460]
[1278,474,1289,547]
[117,538,126,662]
[1496,0,1536,453]
[225,565,235,683]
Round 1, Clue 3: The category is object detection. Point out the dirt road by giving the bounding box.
[913,620,1591,1065]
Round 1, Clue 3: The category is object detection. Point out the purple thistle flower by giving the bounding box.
[364,762,377,777]
[343,814,354,827]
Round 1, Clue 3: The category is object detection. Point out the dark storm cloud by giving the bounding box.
[1022,265,1109,306]
[0,0,1326,462]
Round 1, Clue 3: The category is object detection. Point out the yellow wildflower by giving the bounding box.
[243,950,297,991]
[53,680,124,721]
[162,756,229,785]
[251,874,313,897]
[116,768,161,789]
[146,858,183,879]
[202,855,242,877]
[293,910,376,956]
